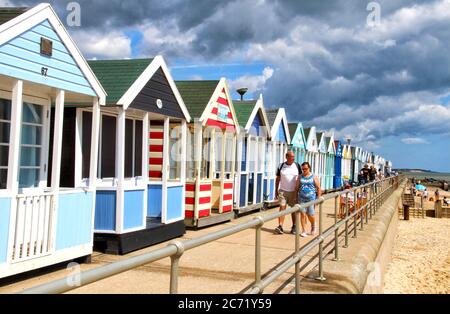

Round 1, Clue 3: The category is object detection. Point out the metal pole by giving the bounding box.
[353,188,357,238]
[333,196,339,261]
[360,189,364,231]
[295,211,301,293]
[169,241,185,294]
[365,188,369,225]
[344,191,349,248]
[255,216,264,292]
[317,200,326,281]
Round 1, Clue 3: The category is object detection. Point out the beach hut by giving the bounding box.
[304,127,318,175]
[175,79,239,228]
[0,4,107,277]
[333,141,343,189]
[288,122,307,165]
[350,146,357,183]
[342,144,353,183]
[265,108,291,206]
[316,132,327,188]
[324,134,336,191]
[233,96,270,215]
[87,57,191,254]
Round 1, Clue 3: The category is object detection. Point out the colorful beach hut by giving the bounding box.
[87,57,191,254]
[342,144,352,183]
[333,141,343,189]
[233,96,270,215]
[0,4,107,277]
[304,127,318,176]
[316,131,327,188]
[176,79,239,228]
[265,108,290,205]
[288,122,307,165]
[324,134,336,191]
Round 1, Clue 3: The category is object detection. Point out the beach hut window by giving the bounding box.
[125,118,143,178]
[201,134,211,179]
[258,140,264,172]
[241,137,247,172]
[19,103,44,189]
[214,131,223,179]
[224,132,233,177]
[249,137,257,172]
[169,124,181,180]
[99,114,116,179]
[186,128,195,179]
[265,142,272,176]
[81,111,92,180]
[0,99,11,189]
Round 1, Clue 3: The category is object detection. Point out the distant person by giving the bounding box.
[423,189,428,201]
[369,166,377,182]
[274,151,302,235]
[358,170,365,185]
[444,197,450,206]
[362,165,370,182]
[378,169,384,180]
[434,189,440,202]
[298,162,321,237]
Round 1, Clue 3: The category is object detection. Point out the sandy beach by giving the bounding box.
[383,187,450,294]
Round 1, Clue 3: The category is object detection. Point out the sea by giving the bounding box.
[401,171,450,182]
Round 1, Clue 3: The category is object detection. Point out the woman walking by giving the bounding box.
[298,162,322,237]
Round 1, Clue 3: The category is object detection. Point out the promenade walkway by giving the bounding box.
[1,197,343,294]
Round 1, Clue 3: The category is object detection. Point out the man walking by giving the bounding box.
[274,151,302,235]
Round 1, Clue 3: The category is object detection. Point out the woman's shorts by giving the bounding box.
[299,200,316,216]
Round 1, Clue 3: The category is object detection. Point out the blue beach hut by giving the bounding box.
[0,4,107,278]
[333,141,343,189]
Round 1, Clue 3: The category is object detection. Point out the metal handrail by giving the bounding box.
[19,175,402,294]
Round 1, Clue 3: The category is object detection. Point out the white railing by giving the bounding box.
[11,194,54,263]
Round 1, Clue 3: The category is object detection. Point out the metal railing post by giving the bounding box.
[316,198,326,281]
[333,195,339,261]
[169,241,185,294]
[360,188,364,231]
[255,216,264,293]
[294,210,301,293]
[365,188,369,225]
[353,187,357,238]
[344,191,349,248]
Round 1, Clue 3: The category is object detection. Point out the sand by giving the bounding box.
[383,188,450,294]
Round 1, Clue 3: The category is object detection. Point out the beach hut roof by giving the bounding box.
[304,127,311,140]
[175,80,220,119]
[233,100,258,127]
[88,58,153,105]
[266,109,278,128]
[288,123,298,139]
[0,7,28,25]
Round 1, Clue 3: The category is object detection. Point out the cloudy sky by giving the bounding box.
[3,0,450,172]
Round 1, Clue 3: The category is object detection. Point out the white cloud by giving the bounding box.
[72,31,132,59]
[401,137,430,145]
[0,0,12,6]
[228,67,274,96]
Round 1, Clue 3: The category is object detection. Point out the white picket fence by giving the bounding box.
[11,194,54,263]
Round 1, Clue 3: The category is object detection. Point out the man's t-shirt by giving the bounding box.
[362,168,370,181]
[277,162,301,192]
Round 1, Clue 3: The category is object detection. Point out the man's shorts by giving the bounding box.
[300,205,315,216]
[278,190,297,208]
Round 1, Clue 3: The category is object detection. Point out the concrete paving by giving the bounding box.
[0,194,374,294]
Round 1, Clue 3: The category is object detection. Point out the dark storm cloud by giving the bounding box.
[5,0,450,145]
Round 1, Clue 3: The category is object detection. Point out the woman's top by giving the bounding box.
[299,174,317,203]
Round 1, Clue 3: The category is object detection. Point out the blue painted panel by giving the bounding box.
[0,19,96,96]
[167,186,183,221]
[94,191,116,231]
[263,178,268,201]
[240,174,247,207]
[275,122,287,143]
[249,112,265,137]
[269,179,275,201]
[334,156,343,189]
[248,174,254,204]
[241,138,247,171]
[256,174,263,203]
[56,192,93,251]
[0,198,11,263]
[124,190,144,230]
[148,185,162,218]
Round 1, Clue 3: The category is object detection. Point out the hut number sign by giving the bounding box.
[217,104,229,123]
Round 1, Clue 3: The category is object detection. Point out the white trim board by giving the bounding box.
[0,3,107,104]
